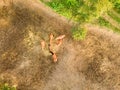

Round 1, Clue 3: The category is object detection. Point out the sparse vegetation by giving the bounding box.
[72,26,87,40]
[108,11,120,23]
[97,17,111,27]
[95,17,120,33]
[0,84,16,90]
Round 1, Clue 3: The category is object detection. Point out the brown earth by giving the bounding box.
[0,0,120,90]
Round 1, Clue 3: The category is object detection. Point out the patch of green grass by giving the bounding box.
[108,11,120,23]
[96,17,120,33]
[42,0,120,39]
[114,2,120,13]
[45,1,72,19]
[97,17,111,27]
[112,0,120,13]
[0,83,16,90]
[72,27,87,40]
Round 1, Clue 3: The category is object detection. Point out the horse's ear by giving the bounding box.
[52,53,57,63]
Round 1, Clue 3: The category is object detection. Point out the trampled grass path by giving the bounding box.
[111,10,120,19]
[102,13,120,29]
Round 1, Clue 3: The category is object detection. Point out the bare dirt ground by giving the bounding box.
[0,0,120,90]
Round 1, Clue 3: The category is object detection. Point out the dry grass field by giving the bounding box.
[0,0,120,90]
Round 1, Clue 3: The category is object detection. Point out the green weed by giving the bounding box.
[0,83,16,90]
[72,27,87,40]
